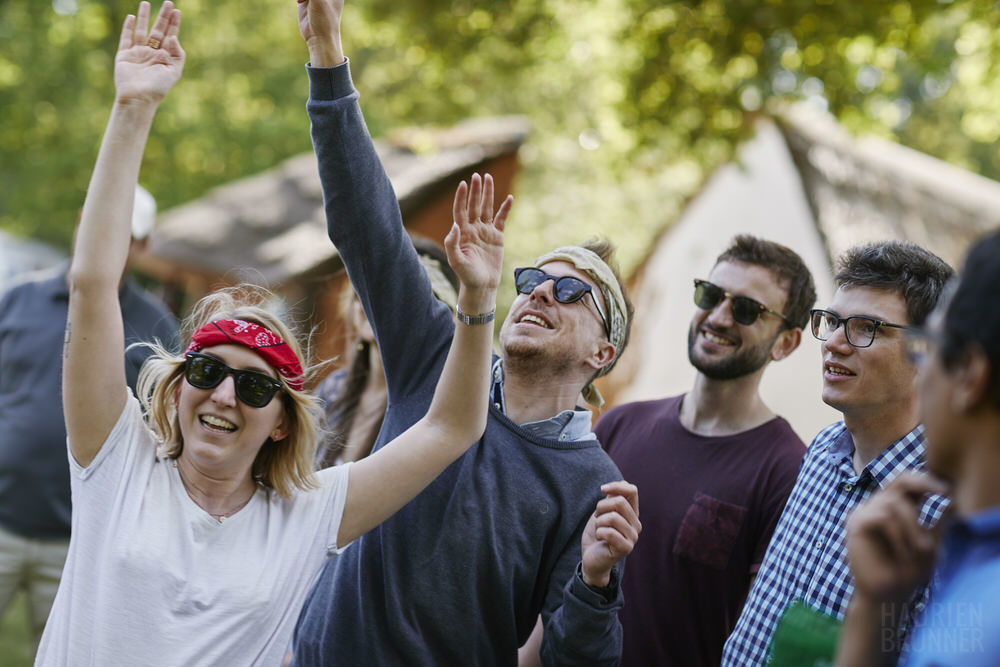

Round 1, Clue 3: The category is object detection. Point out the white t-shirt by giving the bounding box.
[36,394,350,667]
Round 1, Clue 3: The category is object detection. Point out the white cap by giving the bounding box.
[131,185,157,240]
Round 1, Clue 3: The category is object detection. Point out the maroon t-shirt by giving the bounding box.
[596,394,805,667]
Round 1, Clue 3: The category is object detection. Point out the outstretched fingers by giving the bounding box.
[146,1,177,49]
[134,1,151,47]
[452,179,469,226]
[119,13,137,52]
[493,194,513,232]
[480,173,496,223]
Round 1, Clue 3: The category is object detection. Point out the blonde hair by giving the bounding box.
[136,285,324,497]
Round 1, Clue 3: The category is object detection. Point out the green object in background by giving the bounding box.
[766,600,842,667]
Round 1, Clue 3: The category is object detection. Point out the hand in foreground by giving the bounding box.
[296,0,345,66]
[581,481,641,588]
[115,1,184,104]
[445,173,512,292]
[846,472,950,604]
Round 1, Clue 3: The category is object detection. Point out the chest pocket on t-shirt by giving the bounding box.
[673,492,746,570]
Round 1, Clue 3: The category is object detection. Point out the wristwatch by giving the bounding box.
[455,307,496,326]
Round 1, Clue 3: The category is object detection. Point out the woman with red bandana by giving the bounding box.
[34,3,510,665]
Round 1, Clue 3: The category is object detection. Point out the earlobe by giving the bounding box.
[270,414,289,442]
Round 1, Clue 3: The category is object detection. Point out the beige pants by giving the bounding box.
[0,523,69,652]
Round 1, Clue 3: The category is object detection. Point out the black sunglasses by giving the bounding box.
[184,352,284,408]
[693,279,791,327]
[514,267,611,337]
[809,309,916,349]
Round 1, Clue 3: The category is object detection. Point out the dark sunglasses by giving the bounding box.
[693,279,791,327]
[514,267,610,337]
[184,352,284,408]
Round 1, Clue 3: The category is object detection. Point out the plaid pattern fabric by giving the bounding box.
[722,422,949,666]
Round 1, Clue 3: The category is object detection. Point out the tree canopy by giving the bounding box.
[3,0,998,280]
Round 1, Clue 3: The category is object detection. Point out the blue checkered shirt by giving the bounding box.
[722,422,949,666]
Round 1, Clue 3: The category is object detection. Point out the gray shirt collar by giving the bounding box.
[491,359,596,442]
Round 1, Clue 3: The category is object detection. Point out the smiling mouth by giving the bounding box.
[701,329,736,347]
[518,314,552,329]
[200,415,237,433]
[825,364,856,377]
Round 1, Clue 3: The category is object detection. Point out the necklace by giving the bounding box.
[172,459,257,523]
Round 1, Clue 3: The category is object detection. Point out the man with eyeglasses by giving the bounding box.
[723,240,954,666]
[591,235,816,667]
[835,229,1000,666]
[290,2,641,665]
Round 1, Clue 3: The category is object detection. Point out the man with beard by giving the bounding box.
[723,240,954,666]
[290,2,641,664]
[592,235,816,667]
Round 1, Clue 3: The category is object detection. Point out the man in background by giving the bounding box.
[0,186,178,649]
[724,240,954,666]
[595,235,815,666]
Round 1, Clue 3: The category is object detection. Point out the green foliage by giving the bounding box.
[3,0,999,291]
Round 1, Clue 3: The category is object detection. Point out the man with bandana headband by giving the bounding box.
[290,1,641,665]
[594,235,816,667]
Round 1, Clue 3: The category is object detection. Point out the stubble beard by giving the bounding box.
[687,324,776,381]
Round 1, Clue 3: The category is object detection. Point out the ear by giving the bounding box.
[585,339,617,372]
[770,327,802,362]
[270,412,290,443]
[952,348,992,412]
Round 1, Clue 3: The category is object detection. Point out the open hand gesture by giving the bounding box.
[115,1,184,105]
[445,173,512,291]
[581,481,641,588]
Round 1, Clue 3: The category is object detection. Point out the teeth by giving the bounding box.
[827,366,853,376]
[703,331,734,346]
[201,415,237,432]
[520,314,551,329]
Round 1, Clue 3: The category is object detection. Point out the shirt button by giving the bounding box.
[559,433,568,441]
[843,483,854,492]
[494,403,501,410]
[814,540,823,549]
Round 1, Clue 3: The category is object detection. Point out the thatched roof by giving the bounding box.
[777,104,1000,269]
[144,116,530,286]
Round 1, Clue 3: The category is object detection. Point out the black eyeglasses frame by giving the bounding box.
[809,309,917,349]
[513,267,611,338]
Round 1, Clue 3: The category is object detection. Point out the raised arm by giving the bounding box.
[336,174,511,546]
[64,1,184,467]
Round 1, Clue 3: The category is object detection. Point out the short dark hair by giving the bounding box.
[582,237,634,375]
[715,234,817,329]
[834,241,954,326]
[939,230,1000,408]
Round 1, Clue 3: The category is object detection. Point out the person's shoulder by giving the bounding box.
[758,416,808,451]
[598,394,680,424]
[0,266,65,307]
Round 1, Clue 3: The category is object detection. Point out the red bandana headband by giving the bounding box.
[186,319,304,391]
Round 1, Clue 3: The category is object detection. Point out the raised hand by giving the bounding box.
[115,1,184,104]
[296,0,345,66]
[445,173,512,292]
[846,472,950,604]
[581,481,641,588]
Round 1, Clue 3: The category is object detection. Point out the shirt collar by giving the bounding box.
[491,359,595,442]
[828,423,927,488]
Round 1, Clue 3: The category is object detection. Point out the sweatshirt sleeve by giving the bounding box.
[306,61,453,401]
